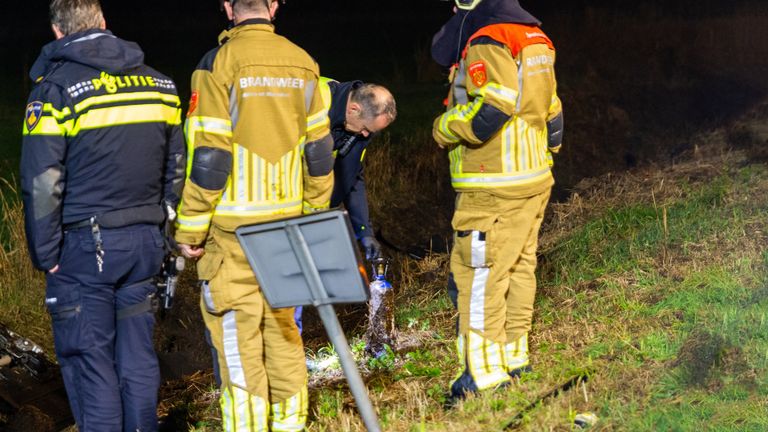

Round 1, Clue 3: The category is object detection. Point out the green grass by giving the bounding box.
[394,293,452,332]
[542,176,739,286]
[599,261,768,430]
[529,163,768,431]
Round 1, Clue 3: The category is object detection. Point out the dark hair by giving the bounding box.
[229,0,272,15]
[350,84,397,122]
[49,0,104,36]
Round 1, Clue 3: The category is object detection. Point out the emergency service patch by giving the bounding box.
[468,61,488,87]
[187,91,199,116]
[25,101,43,132]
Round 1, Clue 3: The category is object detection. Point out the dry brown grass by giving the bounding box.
[0,179,51,352]
[364,131,454,247]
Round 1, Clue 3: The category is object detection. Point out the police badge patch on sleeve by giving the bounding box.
[468,61,488,88]
[25,101,44,132]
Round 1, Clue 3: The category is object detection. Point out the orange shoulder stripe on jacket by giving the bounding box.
[462,23,554,59]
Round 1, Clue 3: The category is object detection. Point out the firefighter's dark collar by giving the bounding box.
[236,18,273,27]
[219,18,274,44]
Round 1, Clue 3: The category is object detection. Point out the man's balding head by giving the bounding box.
[350,84,397,123]
[344,84,397,138]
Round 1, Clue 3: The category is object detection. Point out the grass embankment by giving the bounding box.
[155,111,768,431]
[324,124,768,432]
[3,111,768,432]
[3,116,767,431]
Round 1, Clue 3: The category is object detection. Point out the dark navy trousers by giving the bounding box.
[45,224,164,432]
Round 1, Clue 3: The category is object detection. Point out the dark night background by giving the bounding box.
[0,1,760,93]
[2,0,766,194]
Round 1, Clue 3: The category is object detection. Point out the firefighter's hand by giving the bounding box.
[179,243,205,259]
[48,265,59,274]
[361,236,381,261]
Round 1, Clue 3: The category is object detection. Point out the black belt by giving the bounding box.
[60,205,165,230]
[63,219,92,230]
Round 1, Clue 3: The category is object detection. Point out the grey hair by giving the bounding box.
[49,0,104,36]
[350,84,397,122]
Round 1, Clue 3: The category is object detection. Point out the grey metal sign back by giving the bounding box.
[235,209,369,308]
[235,209,381,431]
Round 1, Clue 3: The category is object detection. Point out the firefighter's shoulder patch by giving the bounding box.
[25,101,43,132]
[187,91,199,116]
[468,61,488,88]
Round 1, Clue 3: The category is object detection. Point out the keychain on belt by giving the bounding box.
[90,217,105,273]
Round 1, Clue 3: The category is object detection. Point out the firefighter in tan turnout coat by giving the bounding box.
[175,0,334,429]
[431,0,564,401]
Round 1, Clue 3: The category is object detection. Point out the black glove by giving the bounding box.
[360,235,382,261]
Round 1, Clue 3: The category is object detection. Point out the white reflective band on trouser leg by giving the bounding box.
[505,333,530,371]
[221,384,268,432]
[470,230,485,267]
[270,386,308,431]
[202,281,216,312]
[222,311,246,388]
[302,200,330,213]
[465,331,510,390]
[469,231,488,332]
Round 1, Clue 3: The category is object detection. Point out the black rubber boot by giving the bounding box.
[508,364,533,379]
[443,370,478,409]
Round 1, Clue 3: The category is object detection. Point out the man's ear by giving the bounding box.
[51,24,65,40]
[223,1,235,21]
[347,102,362,118]
[269,0,279,20]
[100,17,106,30]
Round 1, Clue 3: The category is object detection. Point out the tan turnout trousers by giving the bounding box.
[198,227,307,431]
[451,189,550,390]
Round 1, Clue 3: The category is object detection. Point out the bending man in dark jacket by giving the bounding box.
[322,78,397,259]
[294,78,397,334]
[20,1,185,430]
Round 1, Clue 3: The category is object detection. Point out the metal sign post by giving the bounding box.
[236,210,381,432]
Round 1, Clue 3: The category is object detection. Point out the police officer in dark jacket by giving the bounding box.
[20,1,185,430]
